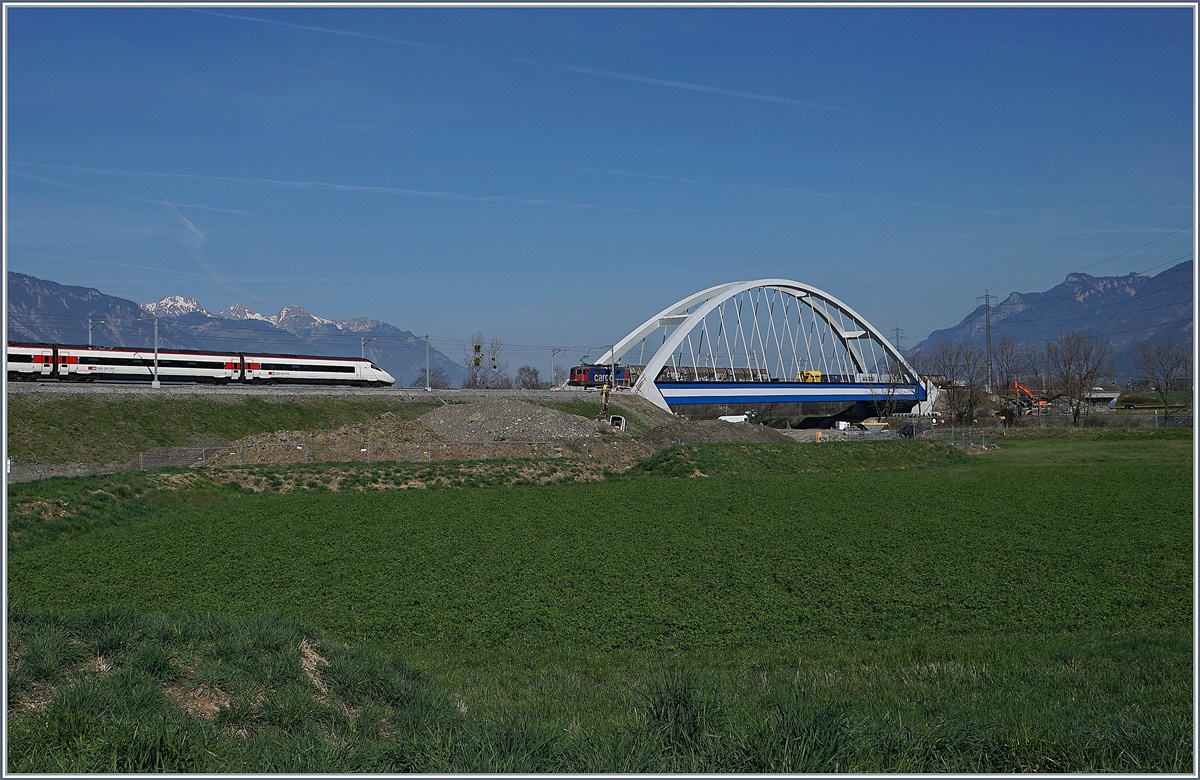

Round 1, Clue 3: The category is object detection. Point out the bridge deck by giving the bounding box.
[655,380,927,406]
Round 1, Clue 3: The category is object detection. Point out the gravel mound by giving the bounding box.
[418,398,606,442]
[231,412,436,447]
[202,412,439,466]
[5,388,806,481]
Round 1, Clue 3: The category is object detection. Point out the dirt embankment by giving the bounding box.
[417,398,608,442]
[6,392,782,481]
[199,398,667,471]
[220,397,781,449]
[195,397,787,472]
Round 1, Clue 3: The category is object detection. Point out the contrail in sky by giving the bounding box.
[160,194,272,306]
[12,252,205,278]
[9,170,256,215]
[190,9,850,112]
[517,59,848,112]
[539,163,1019,217]
[541,163,1194,224]
[163,195,206,250]
[11,162,631,211]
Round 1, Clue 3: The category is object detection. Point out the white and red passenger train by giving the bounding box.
[6,342,395,387]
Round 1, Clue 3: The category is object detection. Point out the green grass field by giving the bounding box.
[5,395,441,466]
[6,431,1194,772]
[1117,389,1192,408]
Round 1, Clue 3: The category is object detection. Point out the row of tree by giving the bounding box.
[917,332,1191,426]
[402,330,1191,429]
[408,333,556,390]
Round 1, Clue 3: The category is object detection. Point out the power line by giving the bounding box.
[925,224,1191,332]
[1004,224,1193,292]
[1100,317,1193,338]
[993,317,1192,346]
[923,251,1192,338]
[9,317,600,367]
[1000,279,1192,326]
[985,253,1193,318]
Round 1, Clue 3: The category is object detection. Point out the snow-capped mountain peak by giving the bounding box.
[218,303,270,322]
[336,316,388,333]
[271,304,336,331]
[140,296,208,318]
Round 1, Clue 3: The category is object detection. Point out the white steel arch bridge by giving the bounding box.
[586,279,938,416]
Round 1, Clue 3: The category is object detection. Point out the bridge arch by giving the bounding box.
[592,279,932,413]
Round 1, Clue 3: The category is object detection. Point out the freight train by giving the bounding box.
[567,363,636,388]
[567,362,874,388]
[566,363,768,387]
[6,342,395,387]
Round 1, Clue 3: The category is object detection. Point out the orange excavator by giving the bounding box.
[1013,382,1050,413]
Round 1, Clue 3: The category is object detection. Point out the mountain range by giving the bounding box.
[4,273,467,387]
[910,260,1193,380]
[6,262,1192,388]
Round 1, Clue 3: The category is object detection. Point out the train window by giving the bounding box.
[159,359,225,369]
[79,355,147,367]
[259,362,354,373]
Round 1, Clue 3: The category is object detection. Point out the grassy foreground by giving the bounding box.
[6,432,1194,772]
[5,395,440,467]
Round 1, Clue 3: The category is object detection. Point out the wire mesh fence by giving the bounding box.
[3,435,749,482]
[11,414,1189,484]
[926,427,997,448]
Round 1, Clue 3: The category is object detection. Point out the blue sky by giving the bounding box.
[5,3,1195,373]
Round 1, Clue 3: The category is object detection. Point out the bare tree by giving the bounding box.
[1044,332,1113,426]
[920,341,989,424]
[410,365,452,389]
[514,365,547,390]
[463,332,510,389]
[1133,340,1192,421]
[993,336,1037,420]
[870,355,908,419]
